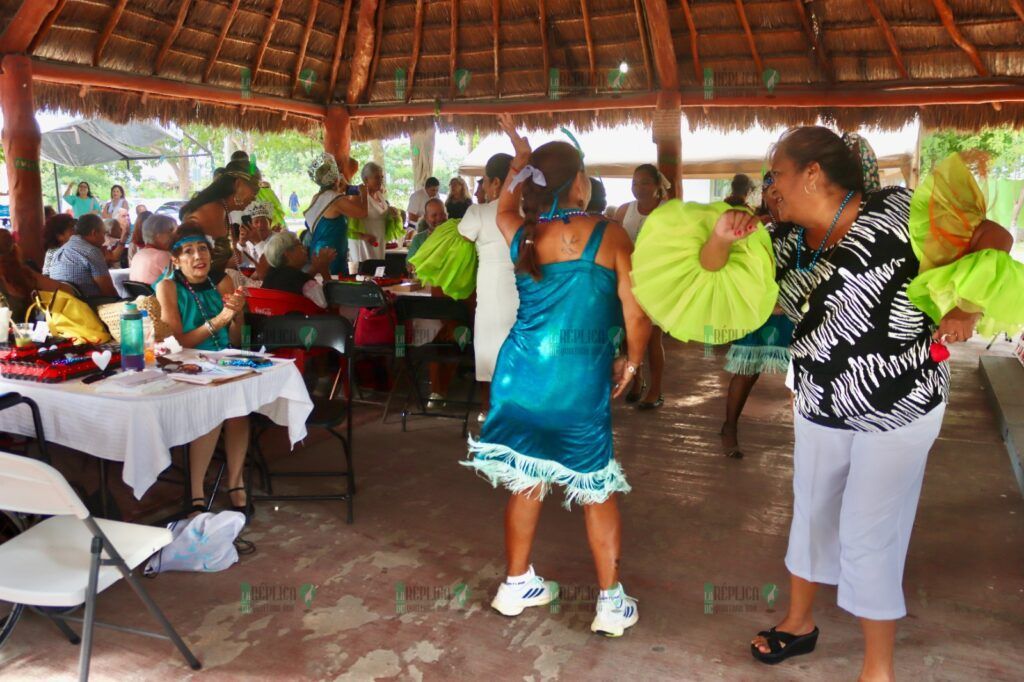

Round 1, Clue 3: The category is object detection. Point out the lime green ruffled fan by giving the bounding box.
[407,219,478,299]
[348,217,366,238]
[385,209,405,243]
[907,153,1024,338]
[631,200,777,344]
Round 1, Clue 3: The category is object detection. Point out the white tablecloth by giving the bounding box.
[0,363,313,499]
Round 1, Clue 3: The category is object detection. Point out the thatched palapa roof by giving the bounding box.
[1,0,1023,139]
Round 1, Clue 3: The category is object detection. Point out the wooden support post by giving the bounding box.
[1,55,44,265]
[653,91,682,199]
[0,0,60,53]
[324,106,352,173]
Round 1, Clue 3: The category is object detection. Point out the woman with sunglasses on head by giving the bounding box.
[462,114,651,638]
[640,127,1019,680]
[156,225,251,519]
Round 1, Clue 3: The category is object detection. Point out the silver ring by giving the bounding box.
[940,333,953,344]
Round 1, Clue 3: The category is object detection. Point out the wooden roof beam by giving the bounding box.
[864,0,910,79]
[345,0,381,104]
[448,0,460,99]
[0,0,61,54]
[539,0,551,96]
[492,0,500,96]
[405,0,426,101]
[734,0,764,74]
[27,0,67,54]
[289,0,320,97]
[929,0,990,76]
[325,0,354,104]
[154,0,193,75]
[251,0,285,86]
[203,0,241,83]
[1012,0,1024,24]
[580,0,596,87]
[365,0,387,103]
[632,0,654,89]
[644,0,679,91]
[92,0,128,67]
[678,0,702,83]
[792,0,834,83]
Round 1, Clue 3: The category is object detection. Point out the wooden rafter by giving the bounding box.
[580,0,596,87]
[644,0,679,90]
[632,0,654,89]
[203,0,241,83]
[539,0,551,96]
[678,0,702,82]
[251,0,285,86]
[325,0,354,104]
[289,0,320,96]
[792,0,834,83]
[492,0,501,96]
[405,0,426,101]
[1012,0,1024,24]
[345,0,381,104]
[27,0,67,54]
[154,0,193,75]
[93,0,129,67]
[929,0,990,76]
[733,0,764,74]
[365,0,387,103]
[864,0,909,79]
[0,0,60,54]
[448,0,460,99]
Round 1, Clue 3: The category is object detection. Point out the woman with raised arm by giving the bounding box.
[462,114,651,638]
[303,153,368,276]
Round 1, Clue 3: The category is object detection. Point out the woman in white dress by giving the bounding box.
[349,161,389,272]
[613,164,669,409]
[457,153,517,421]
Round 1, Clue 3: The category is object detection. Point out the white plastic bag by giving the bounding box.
[144,511,246,575]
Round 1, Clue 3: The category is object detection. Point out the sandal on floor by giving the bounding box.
[625,377,646,404]
[226,486,253,521]
[718,425,744,459]
[750,625,819,664]
[636,395,664,410]
[190,497,207,515]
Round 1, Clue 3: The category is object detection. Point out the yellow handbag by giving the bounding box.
[26,290,113,344]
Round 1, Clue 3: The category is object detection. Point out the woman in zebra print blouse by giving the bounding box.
[701,127,1013,678]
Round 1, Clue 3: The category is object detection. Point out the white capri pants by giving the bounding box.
[785,403,945,620]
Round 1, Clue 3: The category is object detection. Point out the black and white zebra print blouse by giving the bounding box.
[775,187,949,432]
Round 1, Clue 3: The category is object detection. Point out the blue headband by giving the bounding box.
[173,235,206,251]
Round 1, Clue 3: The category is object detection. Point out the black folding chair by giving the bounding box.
[247,314,356,523]
[324,280,403,419]
[357,259,387,276]
[393,296,477,436]
[384,251,408,277]
[122,280,155,298]
[0,393,50,464]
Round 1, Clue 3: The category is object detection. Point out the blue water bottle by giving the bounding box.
[120,302,145,371]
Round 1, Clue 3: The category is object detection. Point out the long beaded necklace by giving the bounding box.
[537,209,589,224]
[796,190,857,314]
[178,271,223,350]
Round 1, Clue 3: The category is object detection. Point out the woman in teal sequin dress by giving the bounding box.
[463,116,651,635]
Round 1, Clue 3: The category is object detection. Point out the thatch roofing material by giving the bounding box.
[3,0,1022,138]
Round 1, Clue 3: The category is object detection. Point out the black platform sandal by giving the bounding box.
[636,395,664,410]
[189,497,207,515]
[750,625,819,664]
[226,486,253,521]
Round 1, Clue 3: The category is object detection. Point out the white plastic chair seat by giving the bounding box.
[0,516,172,607]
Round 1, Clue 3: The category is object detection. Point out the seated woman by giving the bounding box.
[261,231,332,309]
[0,230,71,319]
[41,214,76,275]
[155,226,251,518]
[128,214,175,285]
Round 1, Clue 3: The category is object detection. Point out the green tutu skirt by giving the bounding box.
[908,249,1024,338]
[407,219,478,300]
[631,200,777,344]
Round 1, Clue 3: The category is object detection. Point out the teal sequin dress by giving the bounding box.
[463,221,630,508]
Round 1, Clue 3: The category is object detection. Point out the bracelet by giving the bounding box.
[205,321,217,337]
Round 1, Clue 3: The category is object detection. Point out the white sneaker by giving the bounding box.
[590,584,638,637]
[490,566,555,617]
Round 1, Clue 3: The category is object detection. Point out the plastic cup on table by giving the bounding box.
[12,323,34,349]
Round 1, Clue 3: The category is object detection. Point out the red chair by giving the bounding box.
[244,288,328,374]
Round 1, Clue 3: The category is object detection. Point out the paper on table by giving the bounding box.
[94,369,176,395]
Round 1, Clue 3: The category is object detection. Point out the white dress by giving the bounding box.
[349,193,388,271]
[458,202,519,382]
[622,200,656,243]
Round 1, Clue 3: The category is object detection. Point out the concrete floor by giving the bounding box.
[1,338,1022,681]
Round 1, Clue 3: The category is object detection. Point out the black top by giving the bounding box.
[262,266,312,297]
[445,198,473,220]
[775,187,948,432]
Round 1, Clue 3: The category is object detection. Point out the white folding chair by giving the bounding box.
[0,451,201,681]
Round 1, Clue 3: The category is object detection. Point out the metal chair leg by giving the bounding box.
[120,571,201,671]
[78,537,102,682]
[43,610,81,644]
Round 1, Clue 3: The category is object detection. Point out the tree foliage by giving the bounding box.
[921,128,1024,178]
